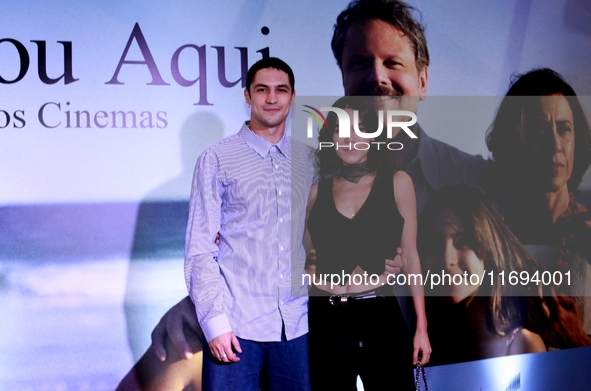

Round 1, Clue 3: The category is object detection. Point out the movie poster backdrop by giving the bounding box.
[1,1,591,390]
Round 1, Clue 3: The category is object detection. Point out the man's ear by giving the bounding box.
[418,66,428,101]
[290,90,296,106]
[244,88,251,105]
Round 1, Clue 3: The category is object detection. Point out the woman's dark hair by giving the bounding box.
[418,185,542,334]
[316,96,395,179]
[486,68,591,191]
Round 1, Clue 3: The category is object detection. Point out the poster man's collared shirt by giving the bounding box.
[185,123,315,343]
[404,125,488,214]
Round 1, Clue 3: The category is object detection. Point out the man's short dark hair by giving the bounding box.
[245,57,295,94]
[331,0,430,72]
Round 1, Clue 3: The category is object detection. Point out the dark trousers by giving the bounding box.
[308,288,414,391]
[202,333,311,391]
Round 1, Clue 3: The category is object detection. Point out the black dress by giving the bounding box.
[307,172,414,391]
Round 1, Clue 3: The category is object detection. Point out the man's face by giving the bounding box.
[340,18,428,114]
[244,68,294,130]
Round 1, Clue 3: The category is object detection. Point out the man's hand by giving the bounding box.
[151,296,201,361]
[383,247,404,277]
[209,331,242,363]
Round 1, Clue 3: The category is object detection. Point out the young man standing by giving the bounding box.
[184,57,314,391]
[151,0,450,365]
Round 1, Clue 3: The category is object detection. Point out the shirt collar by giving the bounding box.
[239,121,289,159]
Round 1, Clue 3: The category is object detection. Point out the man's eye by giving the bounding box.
[348,59,370,70]
[384,60,401,69]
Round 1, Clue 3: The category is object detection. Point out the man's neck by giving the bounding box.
[248,122,286,144]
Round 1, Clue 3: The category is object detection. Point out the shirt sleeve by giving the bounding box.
[184,149,232,342]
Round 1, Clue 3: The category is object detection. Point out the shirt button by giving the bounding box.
[280,273,284,279]
[279,218,283,223]
[274,164,279,169]
[279,245,284,251]
[278,190,282,195]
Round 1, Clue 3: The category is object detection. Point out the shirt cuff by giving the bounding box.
[201,313,233,343]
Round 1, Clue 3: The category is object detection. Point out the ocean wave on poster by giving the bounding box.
[0,258,186,306]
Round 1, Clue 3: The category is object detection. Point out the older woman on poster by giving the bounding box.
[485,68,591,342]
